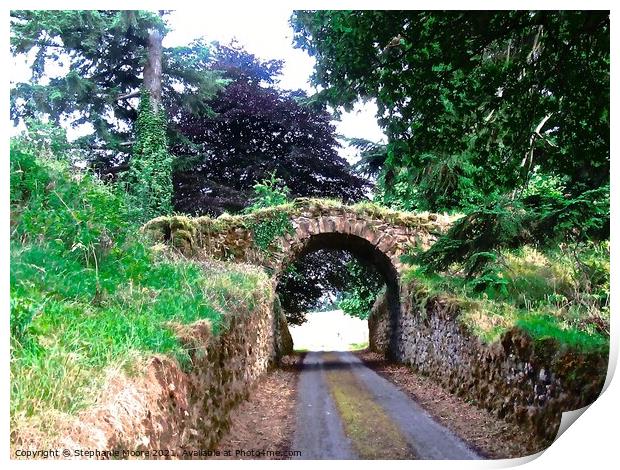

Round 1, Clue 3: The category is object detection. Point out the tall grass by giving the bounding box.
[10,137,266,431]
[404,244,610,351]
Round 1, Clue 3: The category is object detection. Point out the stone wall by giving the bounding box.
[141,200,608,446]
[273,295,294,360]
[368,292,390,354]
[15,289,292,459]
[368,290,608,444]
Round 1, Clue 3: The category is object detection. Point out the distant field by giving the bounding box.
[289,310,369,352]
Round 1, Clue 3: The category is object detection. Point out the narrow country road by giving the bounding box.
[292,351,481,460]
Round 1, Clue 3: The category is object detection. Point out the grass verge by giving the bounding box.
[348,341,369,351]
[10,139,269,440]
[404,244,609,352]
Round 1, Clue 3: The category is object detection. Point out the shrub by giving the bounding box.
[339,260,385,320]
[244,172,294,251]
[245,171,290,212]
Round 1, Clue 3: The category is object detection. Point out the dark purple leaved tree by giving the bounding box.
[169,42,369,216]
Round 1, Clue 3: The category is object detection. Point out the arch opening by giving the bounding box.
[275,232,401,357]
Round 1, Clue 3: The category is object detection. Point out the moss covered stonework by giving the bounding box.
[368,288,608,445]
[143,198,607,447]
[142,198,454,277]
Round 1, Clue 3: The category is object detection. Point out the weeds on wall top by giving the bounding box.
[245,172,294,252]
[402,243,609,352]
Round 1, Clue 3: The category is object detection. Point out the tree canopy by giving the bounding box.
[171,43,370,216]
[10,10,226,161]
[10,12,374,322]
[11,14,369,215]
[11,9,609,325]
[291,11,610,212]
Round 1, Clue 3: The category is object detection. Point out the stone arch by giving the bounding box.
[276,212,412,274]
[274,231,402,357]
[142,202,452,359]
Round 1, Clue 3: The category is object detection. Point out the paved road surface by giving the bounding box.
[292,351,480,460]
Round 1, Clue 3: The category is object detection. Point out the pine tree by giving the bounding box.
[10,10,225,163]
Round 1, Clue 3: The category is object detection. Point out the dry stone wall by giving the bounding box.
[369,290,608,444]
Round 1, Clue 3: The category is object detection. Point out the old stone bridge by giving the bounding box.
[143,198,453,355]
[142,198,606,442]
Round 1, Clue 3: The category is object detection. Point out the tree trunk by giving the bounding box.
[143,28,163,111]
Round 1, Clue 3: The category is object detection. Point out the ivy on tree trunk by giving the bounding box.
[128,90,173,221]
[128,25,172,221]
